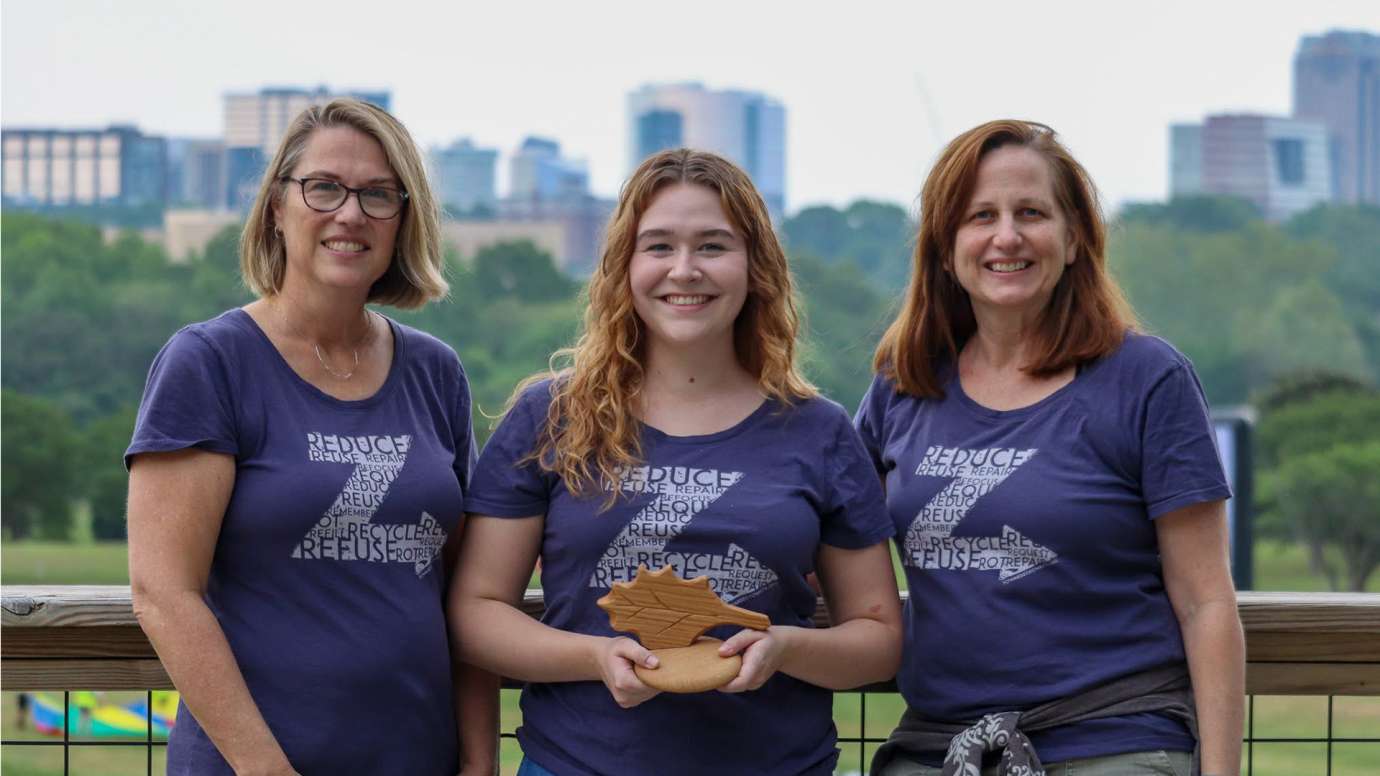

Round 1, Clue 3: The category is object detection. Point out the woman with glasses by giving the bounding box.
[126,98,496,776]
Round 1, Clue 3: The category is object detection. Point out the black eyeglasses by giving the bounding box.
[281,177,409,219]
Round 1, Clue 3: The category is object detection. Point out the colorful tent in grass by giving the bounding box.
[25,691,178,738]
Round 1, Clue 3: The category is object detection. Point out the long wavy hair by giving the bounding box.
[874,119,1137,397]
[516,148,815,501]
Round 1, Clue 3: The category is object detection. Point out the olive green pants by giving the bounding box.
[876,748,1193,776]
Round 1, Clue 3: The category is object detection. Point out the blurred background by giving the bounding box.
[2,1,1377,773]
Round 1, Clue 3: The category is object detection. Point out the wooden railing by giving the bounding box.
[4,586,1380,695]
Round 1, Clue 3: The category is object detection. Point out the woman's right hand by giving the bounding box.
[594,636,661,708]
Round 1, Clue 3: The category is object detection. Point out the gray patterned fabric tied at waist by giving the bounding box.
[868,663,1200,776]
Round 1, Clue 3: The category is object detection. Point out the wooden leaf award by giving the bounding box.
[596,564,771,693]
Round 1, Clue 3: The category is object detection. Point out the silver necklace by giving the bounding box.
[277,302,373,381]
[314,341,361,381]
[314,310,374,381]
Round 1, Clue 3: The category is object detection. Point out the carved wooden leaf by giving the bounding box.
[596,565,771,649]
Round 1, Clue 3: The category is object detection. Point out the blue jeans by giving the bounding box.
[516,757,559,776]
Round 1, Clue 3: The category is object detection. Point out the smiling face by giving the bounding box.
[950,144,1074,324]
[272,125,402,299]
[629,183,750,356]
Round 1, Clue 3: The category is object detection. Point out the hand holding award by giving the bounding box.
[597,565,770,693]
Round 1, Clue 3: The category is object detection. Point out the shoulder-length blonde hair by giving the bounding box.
[521,148,814,499]
[874,119,1136,397]
[240,97,447,309]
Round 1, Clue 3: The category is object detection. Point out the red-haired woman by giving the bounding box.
[448,148,902,775]
[858,121,1243,776]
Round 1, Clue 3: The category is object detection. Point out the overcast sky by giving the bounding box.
[3,0,1377,214]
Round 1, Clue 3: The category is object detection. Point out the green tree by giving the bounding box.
[395,241,583,441]
[1254,387,1380,470]
[1254,379,1380,590]
[20,202,166,229]
[1119,195,1261,233]
[82,407,139,541]
[1285,204,1380,318]
[1244,279,1370,387]
[1,213,199,421]
[1262,441,1380,591]
[783,200,914,290]
[783,206,849,260]
[792,252,894,407]
[844,200,915,289]
[1109,219,1345,404]
[1253,371,1371,415]
[1,390,81,540]
[466,240,579,304]
[1285,204,1380,379]
[186,225,254,314]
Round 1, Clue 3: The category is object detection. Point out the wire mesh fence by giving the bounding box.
[5,689,1377,775]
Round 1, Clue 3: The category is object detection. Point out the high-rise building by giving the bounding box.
[1293,30,1380,205]
[497,137,609,274]
[636,110,683,161]
[430,138,498,215]
[1,125,166,210]
[223,86,391,156]
[162,208,243,262]
[166,138,226,210]
[627,83,786,220]
[1173,114,1332,222]
[497,193,613,277]
[221,86,391,209]
[508,137,589,202]
[1169,124,1204,196]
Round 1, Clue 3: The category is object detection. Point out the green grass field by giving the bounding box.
[1,542,133,586]
[2,540,1377,774]
[7,538,1378,592]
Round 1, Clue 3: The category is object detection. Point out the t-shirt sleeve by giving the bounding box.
[852,374,889,477]
[821,405,896,549]
[453,362,478,495]
[1140,363,1233,518]
[125,328,238,469]
[464,386,554,517]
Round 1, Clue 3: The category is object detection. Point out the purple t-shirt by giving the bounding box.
[854,333,1230,765]
[466,382,893,776]
[126,309,474,776]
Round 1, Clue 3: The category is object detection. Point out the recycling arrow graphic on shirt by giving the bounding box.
[904,445,1057,583]
[588,465,779,604]
[291,432,447,577]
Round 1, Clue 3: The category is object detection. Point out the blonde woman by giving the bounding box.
[127,99,496,776]
[449,149,902,775]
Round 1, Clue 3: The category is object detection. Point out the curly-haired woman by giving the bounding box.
[448,148,902,776]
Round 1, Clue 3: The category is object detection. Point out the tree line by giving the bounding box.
[3,199,1377,588]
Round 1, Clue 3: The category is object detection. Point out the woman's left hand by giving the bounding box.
[716,626,794,693]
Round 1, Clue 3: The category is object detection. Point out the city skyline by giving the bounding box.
[3,0,1377,214]
[628,83,787,219]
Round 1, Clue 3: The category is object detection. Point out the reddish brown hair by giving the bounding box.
[874,119,1136,397]
[513,148,814,501]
